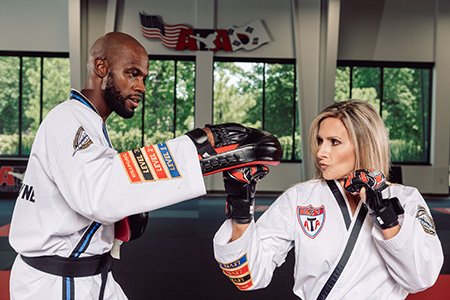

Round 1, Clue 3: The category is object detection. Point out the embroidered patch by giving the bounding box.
[297,205,325,239]
[119,151,143,184]
[416,205,436,236]
[143,145,169,180]
[73,126,93,156]
[157,143,182,179]
[217,254,253,290]
[119,143,181,184]
[131,148,155,182]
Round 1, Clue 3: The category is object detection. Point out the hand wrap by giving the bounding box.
[223,165,269,224]
[185,123,282,175]
[344,169,404,230]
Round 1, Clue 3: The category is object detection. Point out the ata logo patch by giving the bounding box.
[297,205,325,239]
[73,126,93,156]
[416,205,436,236]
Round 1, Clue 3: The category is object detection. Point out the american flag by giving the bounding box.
[139,13,190,49]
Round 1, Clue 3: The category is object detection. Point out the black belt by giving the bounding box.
[21,252,113,300]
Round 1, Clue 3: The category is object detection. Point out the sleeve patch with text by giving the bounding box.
[119,142,181,184]
[217,254,254,290]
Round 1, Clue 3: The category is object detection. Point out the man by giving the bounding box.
[9,32,282,299]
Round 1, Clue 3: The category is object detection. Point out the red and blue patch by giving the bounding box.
[119,142,181,184]
[217,254,253,290]
[297,205,325,239]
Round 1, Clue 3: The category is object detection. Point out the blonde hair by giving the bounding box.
[309,100,390,179]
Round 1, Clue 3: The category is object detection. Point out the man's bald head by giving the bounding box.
[81,32,149,120]
[87,32,147,71]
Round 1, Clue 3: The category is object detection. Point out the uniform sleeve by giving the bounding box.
[213,189,296,291]
[371,186,444,293]
[50,122,206,224]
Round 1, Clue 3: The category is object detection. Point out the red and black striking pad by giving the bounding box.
[186,123,283,176]
[115,212,149,242]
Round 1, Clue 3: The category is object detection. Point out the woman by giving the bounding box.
[213,100,443,299]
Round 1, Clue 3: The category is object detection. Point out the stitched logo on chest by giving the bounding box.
[297,205,325,239]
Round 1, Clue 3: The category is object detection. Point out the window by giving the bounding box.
[107,56,196,153]
[335,61,432,164]
[0,52,70,156]
[213,59,300,161]
[0,54,195,157]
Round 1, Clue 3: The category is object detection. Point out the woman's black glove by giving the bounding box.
[344,169,404,230]
[223,165,269,224]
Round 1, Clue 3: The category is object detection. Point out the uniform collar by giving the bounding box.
[70,89,101,116]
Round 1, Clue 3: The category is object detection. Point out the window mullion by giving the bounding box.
[40,57,44,123]
[173,60,178,137]
[19,56,23,156]
[262,63,266,130]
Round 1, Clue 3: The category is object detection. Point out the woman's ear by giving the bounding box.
[93,57,108,78]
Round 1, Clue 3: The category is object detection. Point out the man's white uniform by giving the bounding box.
[9,89,206,299]
[213,179,443,300]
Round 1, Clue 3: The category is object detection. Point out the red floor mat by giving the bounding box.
[0,271,10,300]
[0,223,10,237]
[406,274,450,299]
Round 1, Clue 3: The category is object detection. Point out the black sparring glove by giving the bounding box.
[185,123,282,176]
[223,165,269,224]
[344,169,404,230]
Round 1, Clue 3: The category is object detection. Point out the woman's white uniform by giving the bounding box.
[213,179,444,300]
[9,90,206,299]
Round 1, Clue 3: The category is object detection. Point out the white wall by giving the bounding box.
[1,0,449,194]
[0,0,69,52]
[338,0,435,62]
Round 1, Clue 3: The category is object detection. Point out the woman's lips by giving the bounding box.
[320,163,329,169]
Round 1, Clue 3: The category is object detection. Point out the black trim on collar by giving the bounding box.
[70,89,97,113]
[326,180,351,230]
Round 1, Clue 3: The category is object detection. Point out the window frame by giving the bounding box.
[213,57,300,162]
[144,55,196,145]
[336,60,434,165]
[0,51,69,158]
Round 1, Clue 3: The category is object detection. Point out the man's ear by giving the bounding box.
[93,57,108,78]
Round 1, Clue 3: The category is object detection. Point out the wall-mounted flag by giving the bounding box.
[139,12,271,52]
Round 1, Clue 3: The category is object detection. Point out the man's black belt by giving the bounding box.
[21,252,113,300]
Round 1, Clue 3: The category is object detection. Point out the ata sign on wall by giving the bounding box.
[0,160,26,199]
[139,13,271,52]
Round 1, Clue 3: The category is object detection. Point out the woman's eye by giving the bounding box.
[317,137,323,145]
[331,139,341,145]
